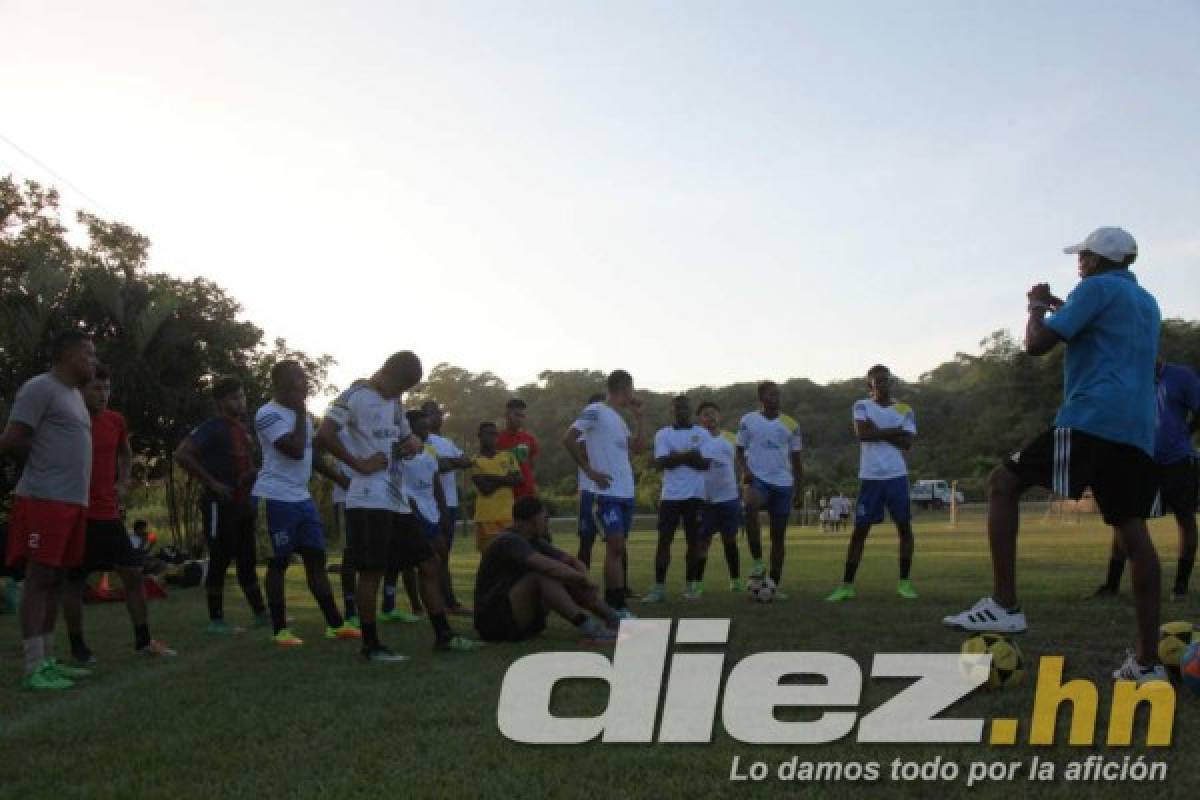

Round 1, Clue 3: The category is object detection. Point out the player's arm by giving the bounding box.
[735,445,750,484]
[313,455,350,489]
[272,406,310,460]
[433,473,448,517]
[315,416,387,475]
[563,426,610,489]
[1025,282,1068,356]
[0,421,34,460]
[173,437,232,500]
[116,427,134,501]
[526,551,593,586]
[790,451,804,486]
[437,454,473,473]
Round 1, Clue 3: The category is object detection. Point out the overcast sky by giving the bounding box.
[3,0,1198,392]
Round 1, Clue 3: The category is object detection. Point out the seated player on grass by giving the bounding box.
[474,496,617,644]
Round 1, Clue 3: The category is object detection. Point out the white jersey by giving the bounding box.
[701,430,739,504]
[427,433,463,508]
[832,495,851,515]
[654,425,708,501]
[324,382,412,512]
[401,446,441,523]
[736,411,803,487]
[853,398,916,480]
[251,401,314,503]
[571,402,634,499]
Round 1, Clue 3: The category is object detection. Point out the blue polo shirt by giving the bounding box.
[1043,269,1161,455]
[1155,363,1200,465]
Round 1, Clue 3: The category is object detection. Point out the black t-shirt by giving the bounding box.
[187,416,257,505]
[474,531,562,604]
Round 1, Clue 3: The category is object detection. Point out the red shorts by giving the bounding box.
[5,496,88,569]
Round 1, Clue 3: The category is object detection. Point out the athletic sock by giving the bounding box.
[570,612,588,627]
[899,558,912,580]
[654,563,667,584]
[207,592,224,621]
[134,624,151,650]
[361,621,380,649]
[315,593,344,628]
[1105,558,1126,591]
[23,637,44,675]
[342,591,358,619]
[605,588,627,610]
[1175,558,1194,594]
[722,539,740,578]
[269,601,288,634]
[430,612,452,641]
[843,561,859,584]
[381,584,396,614]
[694,557,707,581]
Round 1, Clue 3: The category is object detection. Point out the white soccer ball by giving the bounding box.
[748,576,776,603]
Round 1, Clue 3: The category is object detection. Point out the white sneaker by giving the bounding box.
[942,597,1027,633]
[1112,650,1169,685]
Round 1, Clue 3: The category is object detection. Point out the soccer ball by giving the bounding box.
[1180,642,1200,695]
[748,576,776,603]
[960,633,1025,689]
[1157,621,1195,668]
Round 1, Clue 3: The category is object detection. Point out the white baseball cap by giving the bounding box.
[1063,227,1137,262]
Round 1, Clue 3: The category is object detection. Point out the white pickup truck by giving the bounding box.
[910,480,965,509]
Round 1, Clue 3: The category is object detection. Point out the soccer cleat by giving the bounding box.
[22,661,73,691]
[362,645,409,663]
[326,625,362,641]
[615,608,639,621]
[578,618,618,645]
[380,609,423,624]
[48,658,93,679]
[640,585,666,604]
[272,629,304,648]
[344,615,361,630]
[729,578,747,593]
[825,584,856,603]
[207,620,245,636]
[139,640,177,657]
[71,645,97,666]
[1112,650,1169,685]
[942,597,1027,634]
[435,634,486,652]
[897,579,919,600]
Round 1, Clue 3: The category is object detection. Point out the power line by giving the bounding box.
[0,131,116,217]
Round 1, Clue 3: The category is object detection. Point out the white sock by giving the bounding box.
[23,637,45,675]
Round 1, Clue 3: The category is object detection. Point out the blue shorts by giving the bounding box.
[578,490,599,540]
[596,496,634,539]
[703,500,741,539]
[415,510,440,541]
[259,497,325,558]
[855,477,912,525]
[747,476,793,520]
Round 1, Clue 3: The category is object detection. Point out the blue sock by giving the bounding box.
[382,584,396,614]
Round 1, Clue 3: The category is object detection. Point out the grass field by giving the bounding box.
[0,511,1196,799]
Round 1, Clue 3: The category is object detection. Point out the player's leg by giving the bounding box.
[441,507,466,612]
[231,509,266,624]
[598,498,631,614]
[682,499,706,599]
[202,501,234,630]
[349,509,391,646]
[715,502,743,590]
[577,490,596,568]
[261,499,308,646]
[829,483,876,602]
[646,501,679,602]
[887,478,917,599]
[1173,509,1198,598]
[986,464,1025,608]
[397,513,480,650]
[298,545,350,636]
[1113,518,1162,667]
[401,569,424,614]
[766,486,790,591]
[743,483,766,577]
[334,502,359,624]
[61,563,90,663]
[1164,458,1198,598]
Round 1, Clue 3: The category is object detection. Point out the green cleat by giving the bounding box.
[272,629,304,648]
[897,579,919,600]
[749,561,766,580]
[683,581,703,601]
[729,578,747,593]
[824,584,856,603]
[380,609,423,624]
[48,658,93,680]
[344,615,361,630]
[640,585,667,604]
[207,620,245,636]
[326,625,362,641]
[22,661,73,690]
[435,634,486,652]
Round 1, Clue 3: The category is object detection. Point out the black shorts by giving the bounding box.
[201,500,257,564]
[1158,457,1198,516]
[1004,427,1159,525]
[0,522,22,580]
[474,587,547,643]
[345,509,434,572]
[69,519,143,579]
[657,498,704,543]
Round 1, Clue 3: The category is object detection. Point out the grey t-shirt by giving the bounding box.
[9,372,92,506]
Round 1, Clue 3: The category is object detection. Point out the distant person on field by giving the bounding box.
[574,392,606,569]
[697,401,745,592]
[826,365,918,603]
[942,227,1167,685]
[422,400,473,613]
[471,421,522,553]
[497,398,539,499]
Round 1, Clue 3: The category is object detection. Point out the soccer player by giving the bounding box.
[174,375,268,633]
[942,227,1167,684]
[471,421,522,553]
[574,393,605,570]
[563,369,645,616]
[251,360,359,649]
[318,352,481,660]
[833,492,851,532]
[497,397,539,499]
[0,330,96,690]
[736,381,803,594]
[825,365,918,603]
[422,399,473,613]
[63,365,175,663]
[1095,358,1199,598]
[643,395,708,603]
[474,496,617,644]
[697,401,745,592]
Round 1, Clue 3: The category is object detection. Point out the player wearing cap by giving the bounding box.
[1094,358,1200,599]
[736,381,804,595]
[696,401,745,592]
[943,227,1167,684]
[0,331,97,690]
[563,370,645,617]
[826,365,918,603]
[642,395,709,603]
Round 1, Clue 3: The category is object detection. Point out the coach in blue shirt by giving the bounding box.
[943,226,1168,685]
